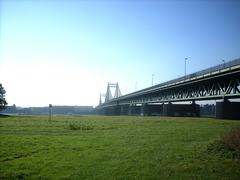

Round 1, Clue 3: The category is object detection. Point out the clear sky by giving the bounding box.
[0,0,240,107]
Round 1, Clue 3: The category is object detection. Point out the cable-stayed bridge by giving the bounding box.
[99,83,122,105]
[96,58,240,119]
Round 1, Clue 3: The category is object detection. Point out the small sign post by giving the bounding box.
[49,104,52,122]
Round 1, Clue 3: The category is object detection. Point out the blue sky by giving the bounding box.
[0,0,240,107]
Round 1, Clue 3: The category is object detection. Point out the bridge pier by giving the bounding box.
[140,104,163,116]
[115,105,121,115]
[120,105,129,115]
[128,104,141,116]
[163,103,174,116]
[216,100,240,120]
[100,106,120,116]
[149,104,163,116]
[163,102,200,117]
[140,104,149,116]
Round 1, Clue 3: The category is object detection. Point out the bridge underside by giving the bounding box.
[97,100,240,119]
[96,61,240,120]
[97,103,200,117]
[216,100,240,120]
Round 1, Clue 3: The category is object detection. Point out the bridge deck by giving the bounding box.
[97,58,240,108]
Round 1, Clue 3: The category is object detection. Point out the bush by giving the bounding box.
[207,127,240,159]
[67,123,93,131]
[222,127,240,152]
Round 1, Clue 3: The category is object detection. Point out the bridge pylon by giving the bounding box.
[99,93,106,105]
[105,82,122,103]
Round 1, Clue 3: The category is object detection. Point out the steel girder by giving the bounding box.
[96,68,240,109]
[128,72,240,104]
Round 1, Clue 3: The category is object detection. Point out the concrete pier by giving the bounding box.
[120,105,129,115]
[163,103,174,116]
[98,100,240,120]
[100,106,120,115]
[140,104,163,116]
[163,102,200,117]
[216,100,240,119]
[128,105,141,116]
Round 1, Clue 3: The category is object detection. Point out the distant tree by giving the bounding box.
[0,83,7,111]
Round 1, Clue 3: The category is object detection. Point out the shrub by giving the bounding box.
[207,127,240,159]
[67,123,93,131]
[222,127,240,152]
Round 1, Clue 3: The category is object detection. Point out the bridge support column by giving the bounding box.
[163,102,200,117]
[128,105,132,115]
[163,103,174,116]
[216,100,240,120]
[140,104,149,116]
[114,105,120,115]
[128,104,141,116]
[188,101,200,117]
[102,105,120,116]
[141,104,163,116]
[120,105,129,115]
[148,104,163,116]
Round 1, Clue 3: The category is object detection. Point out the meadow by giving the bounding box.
[0,115,240,179]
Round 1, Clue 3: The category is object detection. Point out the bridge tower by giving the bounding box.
[99,93,106,105]
[105,83,122,102]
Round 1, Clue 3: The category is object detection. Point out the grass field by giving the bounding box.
[0,115,240,179]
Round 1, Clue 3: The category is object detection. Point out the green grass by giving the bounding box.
[0,115,240,179]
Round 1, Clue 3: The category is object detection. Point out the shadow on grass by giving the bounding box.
[0,114,11,118]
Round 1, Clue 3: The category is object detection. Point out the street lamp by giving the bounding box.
[185,58,188,78]
[49,104,52,122]
[222,59,225,69]
[135,81,138,91]
[152,74,154,86]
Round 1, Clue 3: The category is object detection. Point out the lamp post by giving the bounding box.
[222,59,225,69]
[185,58,188,78]
[135,81,138,91]
[49,104,52,121]
[152,74,154,86]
